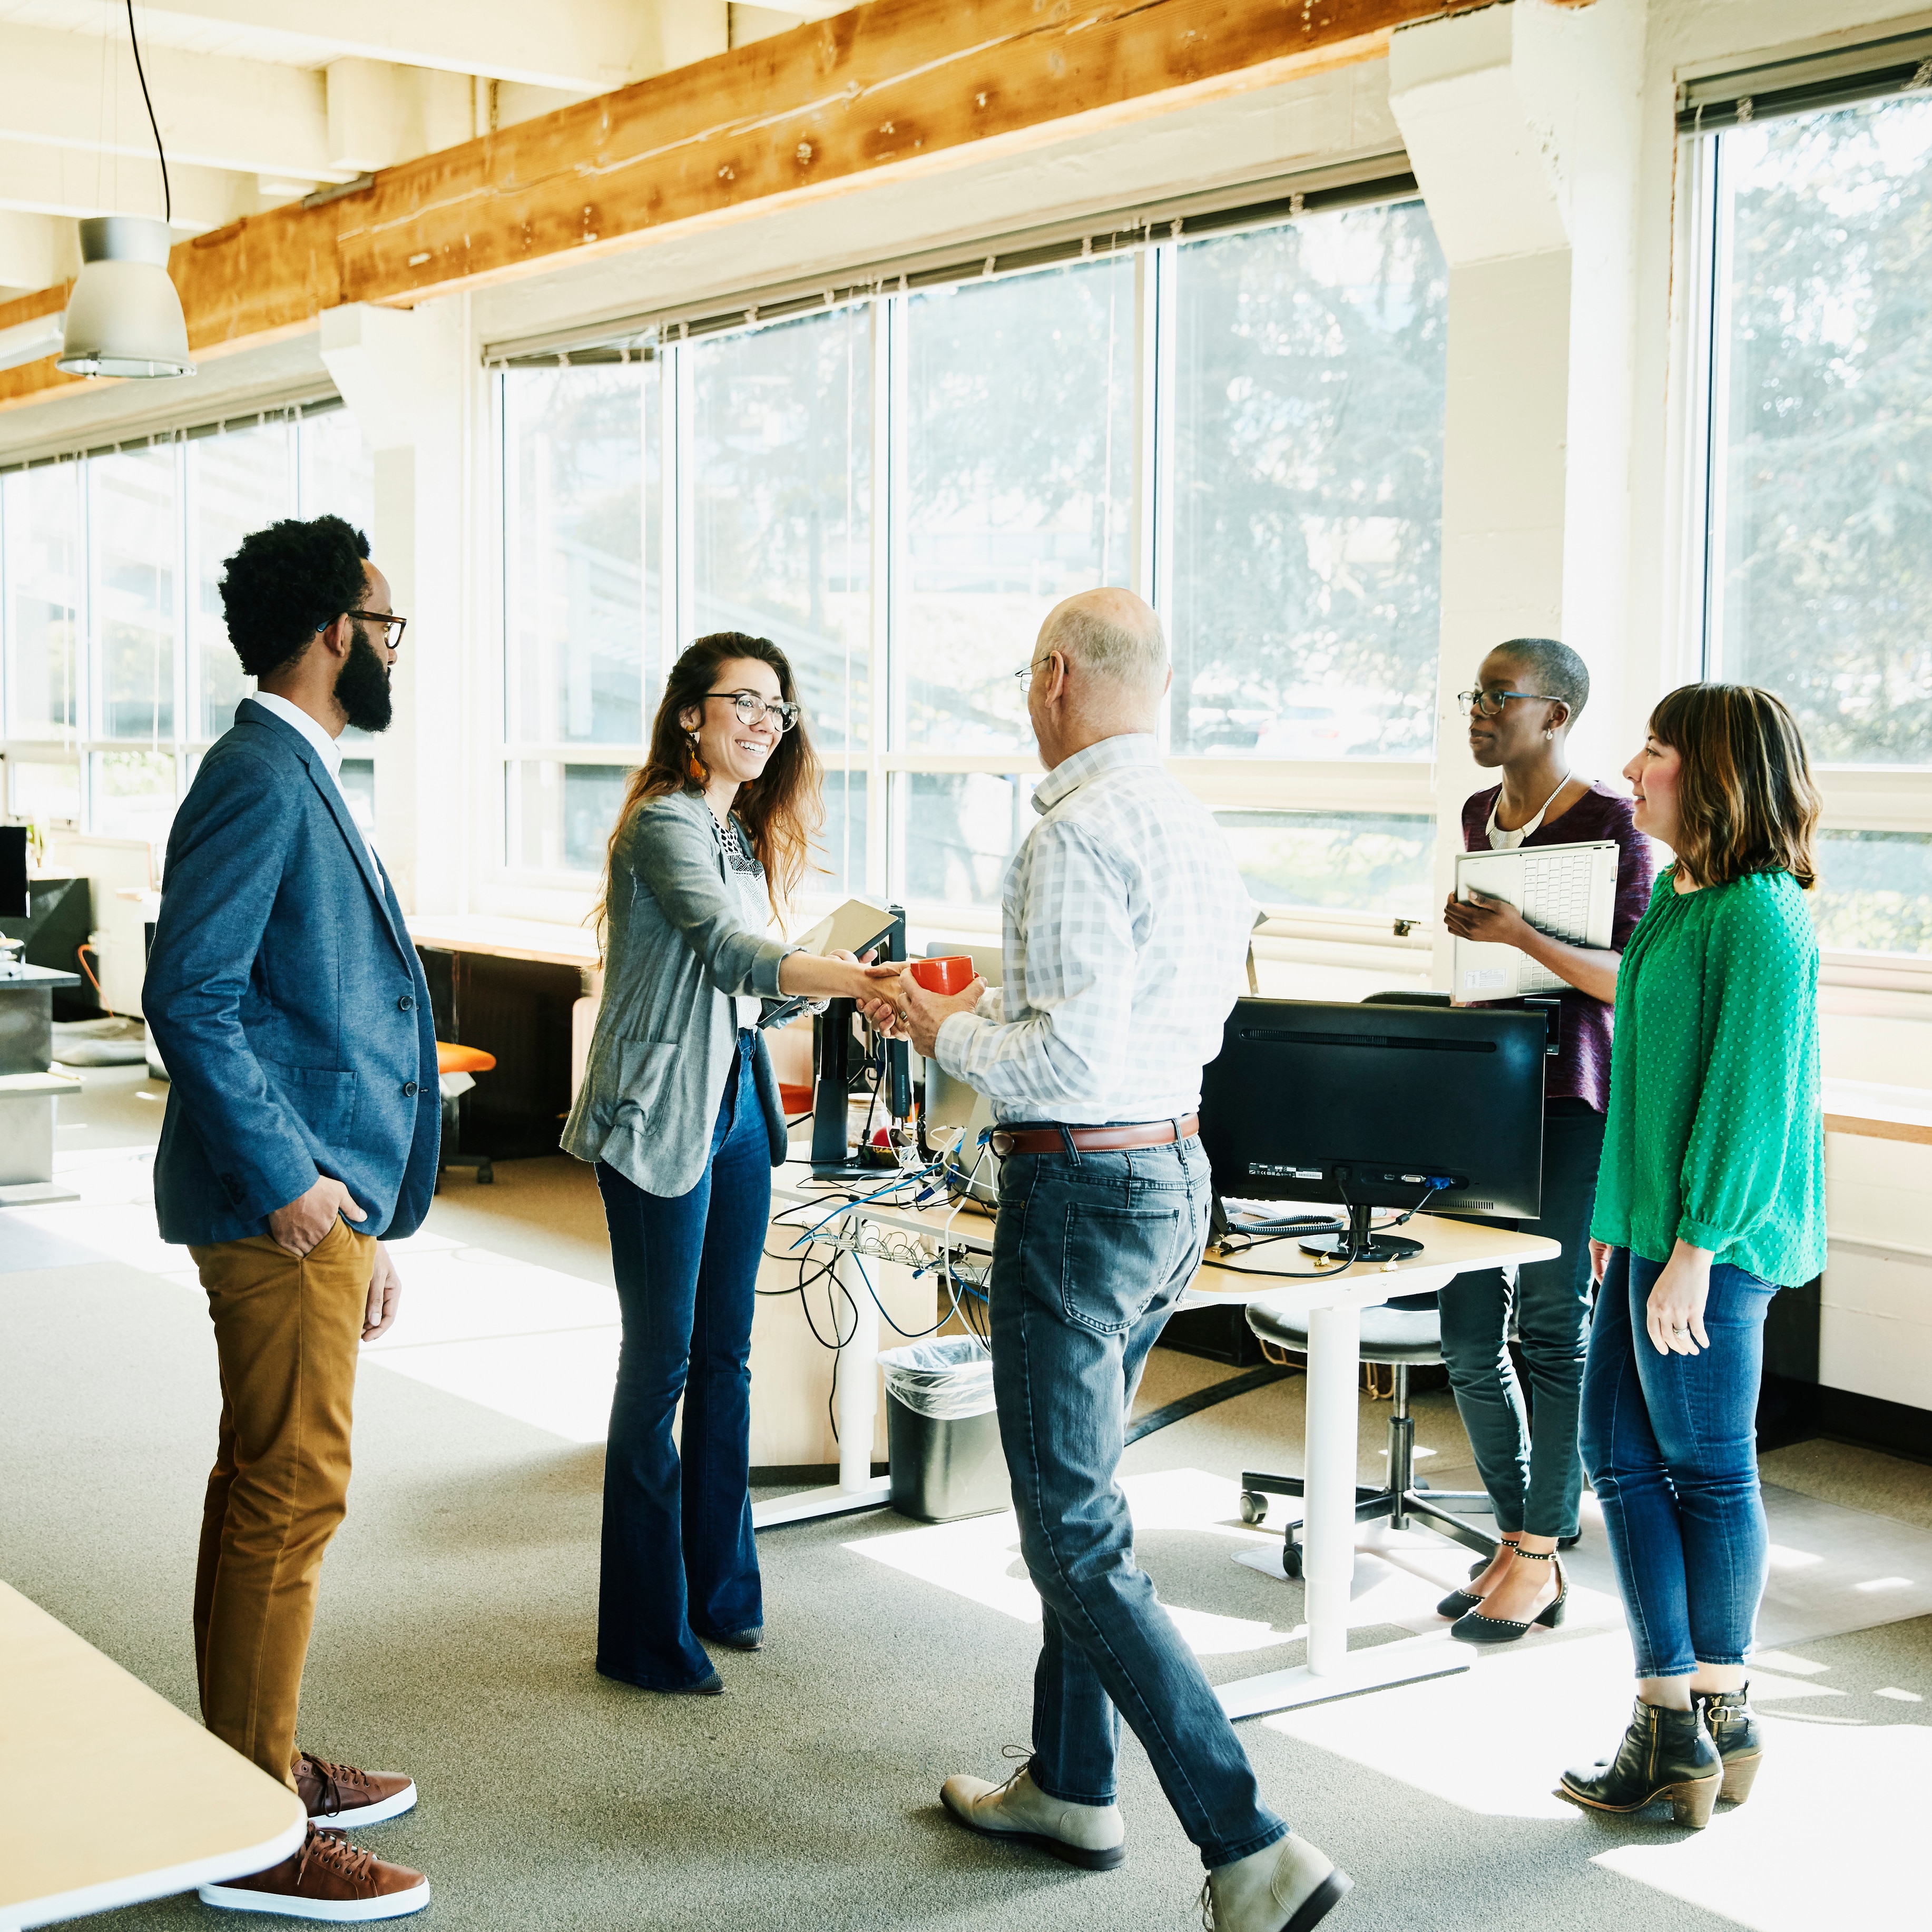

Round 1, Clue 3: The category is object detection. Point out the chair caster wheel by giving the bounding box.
[1239,1490,1268,1526]
[477,1161,494,1184]
[1281,1540,1303,1580]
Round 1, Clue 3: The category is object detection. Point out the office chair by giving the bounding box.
[1237,1292,1497,1578]
[435,1040,497,1188]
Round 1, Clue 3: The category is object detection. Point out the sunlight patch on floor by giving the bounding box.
[847,1468,1310,1656]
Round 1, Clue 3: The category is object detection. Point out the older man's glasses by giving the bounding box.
[707,690,801,732]
[1456,687,1557,719]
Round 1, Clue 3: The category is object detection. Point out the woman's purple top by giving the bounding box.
[1460,780,1656,1114]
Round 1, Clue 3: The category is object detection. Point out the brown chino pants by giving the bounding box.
[189,1217,375,1789]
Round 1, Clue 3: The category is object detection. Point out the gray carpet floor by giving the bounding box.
[4,1084,1928,1930]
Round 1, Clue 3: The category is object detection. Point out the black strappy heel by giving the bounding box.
[1449,1547,1566,1644]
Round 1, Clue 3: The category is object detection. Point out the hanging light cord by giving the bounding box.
[124,1,171,225]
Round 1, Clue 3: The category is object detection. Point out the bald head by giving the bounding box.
[1026,587,1168,769]
[1038,589,1168,707]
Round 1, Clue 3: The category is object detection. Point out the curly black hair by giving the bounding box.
[219,515,371,678]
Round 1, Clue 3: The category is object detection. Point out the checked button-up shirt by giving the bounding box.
[934,733,1254,1126]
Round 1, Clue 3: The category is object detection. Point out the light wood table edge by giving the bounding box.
[0,1583,307,1931]
[5,1815,308,1932]
[1823,1111,1932,1148]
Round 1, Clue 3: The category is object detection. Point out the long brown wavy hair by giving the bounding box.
[596,632,823,943]
[1649,682,1820,890]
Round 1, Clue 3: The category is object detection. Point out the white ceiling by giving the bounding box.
[0,0,828,298]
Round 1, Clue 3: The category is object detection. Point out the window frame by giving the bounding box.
[1678,102,1932,982]
[480,202,1448,987]
[0,401,366,841]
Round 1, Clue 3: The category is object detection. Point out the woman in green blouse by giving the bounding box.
[1558,684,1825,1832]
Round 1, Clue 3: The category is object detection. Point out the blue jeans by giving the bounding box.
[989,1136,1287,1871]
[1438,1098,1604,1538]
[594,1033,768,1690]
[1579,1247,1777,1678]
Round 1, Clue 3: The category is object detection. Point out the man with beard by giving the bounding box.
[143,515,438,1920]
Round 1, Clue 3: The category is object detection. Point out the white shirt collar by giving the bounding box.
[250,691,344,778]
[1034,732,1160,814]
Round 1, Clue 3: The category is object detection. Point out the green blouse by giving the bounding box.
[1590,868,1826,1287]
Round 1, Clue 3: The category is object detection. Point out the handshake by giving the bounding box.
[842,953,987,1058]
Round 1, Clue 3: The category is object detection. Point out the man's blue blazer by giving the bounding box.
[145,699,440,1246]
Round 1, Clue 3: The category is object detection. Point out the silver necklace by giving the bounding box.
[1487,771,1573,851]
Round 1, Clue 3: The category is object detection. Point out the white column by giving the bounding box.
[319,298,472,918]
[1390,0,1647,985]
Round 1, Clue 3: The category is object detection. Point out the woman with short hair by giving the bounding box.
[1561,682,1825,1828]
[1437,637,1654,1644]
[563,632,883,1695]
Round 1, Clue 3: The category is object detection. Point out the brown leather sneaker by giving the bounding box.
[295,1752,419,1828]
[199,1824,429,1920]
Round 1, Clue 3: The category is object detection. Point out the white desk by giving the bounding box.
[0,1581,306,1931]
[748,1163,982,1529]
[1188,1217,1558,1717]
[750,1163,1558,1715]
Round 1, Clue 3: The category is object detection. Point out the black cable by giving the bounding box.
[124,2,171,225]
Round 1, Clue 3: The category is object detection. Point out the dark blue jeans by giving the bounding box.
[1438,1098,1605,1538]
[594,1033,768,1690]
[1580,1247,1777,1678]
[990,1135,1287,1871]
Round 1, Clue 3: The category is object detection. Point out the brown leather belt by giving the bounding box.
[988,1115,1200,1159]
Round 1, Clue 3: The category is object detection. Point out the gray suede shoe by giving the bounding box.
[1204,1832,1352,1932]
[939,1764,1125,1871]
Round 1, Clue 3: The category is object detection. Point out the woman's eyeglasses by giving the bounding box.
[347,610,407,649]
[707,690,801,732]
[1456,687,1557,719]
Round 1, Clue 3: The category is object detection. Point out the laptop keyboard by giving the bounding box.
[1517,848,1599,990]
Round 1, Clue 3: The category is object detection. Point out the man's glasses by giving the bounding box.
[348,610,407,649]
[1456,687,1557,719]
[707,690,801,732]
[1012,653,1058,689]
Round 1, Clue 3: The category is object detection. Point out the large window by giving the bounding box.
[1170,201,1446,760]
[0,403,374,846]
[1695,91,1932,955]
[495,191,1449,929]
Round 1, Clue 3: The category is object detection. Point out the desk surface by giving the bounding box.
[0,1581,306,1929]
[407,914,601,970]
[1821,1077,1932,1148]
[772,1162,1559,1304]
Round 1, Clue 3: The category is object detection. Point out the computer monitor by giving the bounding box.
[0,826,26,920]
[1199,997,1546,1263]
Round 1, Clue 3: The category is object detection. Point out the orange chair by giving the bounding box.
[435,1040,498,1189]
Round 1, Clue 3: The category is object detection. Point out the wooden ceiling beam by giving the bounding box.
[1,0,1481,414]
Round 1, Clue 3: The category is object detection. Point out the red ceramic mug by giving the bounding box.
[907,955,975,997]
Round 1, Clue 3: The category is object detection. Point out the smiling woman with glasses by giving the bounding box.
[560,631,894,1697]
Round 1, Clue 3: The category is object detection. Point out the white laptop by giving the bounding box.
[1452,839,1619,1003]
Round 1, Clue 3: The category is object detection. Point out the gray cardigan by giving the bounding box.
[561,788,796,1198]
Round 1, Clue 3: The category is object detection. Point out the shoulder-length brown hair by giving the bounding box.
[596,631,823,939]
[1649,682,1820,890]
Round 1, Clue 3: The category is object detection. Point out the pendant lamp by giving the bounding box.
[56,5,194,380]
[56,216,195,379]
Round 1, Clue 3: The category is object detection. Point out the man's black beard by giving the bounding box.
[335,623,393,733]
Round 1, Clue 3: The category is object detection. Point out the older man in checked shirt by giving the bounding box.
[889,589,1354,1932]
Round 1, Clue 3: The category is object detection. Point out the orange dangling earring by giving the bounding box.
[686,729,707,783]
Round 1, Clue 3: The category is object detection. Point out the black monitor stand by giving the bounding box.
[807,905,913,1181]
[1298,1202,1423,1266]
